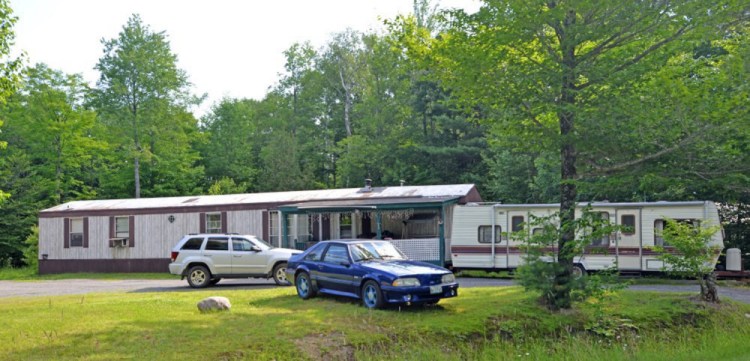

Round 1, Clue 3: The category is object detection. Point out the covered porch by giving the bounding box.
[277,197,458,265]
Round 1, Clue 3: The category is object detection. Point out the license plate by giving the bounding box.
[430,285,442,294]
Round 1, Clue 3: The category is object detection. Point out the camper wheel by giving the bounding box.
[572,264,586,278]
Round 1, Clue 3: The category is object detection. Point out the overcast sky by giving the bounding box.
[10,0,479,116]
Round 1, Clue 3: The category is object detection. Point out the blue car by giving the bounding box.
[285,239,458,308]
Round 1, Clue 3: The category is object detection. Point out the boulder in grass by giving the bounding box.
[197,296,231,313]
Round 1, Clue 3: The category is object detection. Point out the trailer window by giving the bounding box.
[115,216,130,238]
[511,216,525,232]
[621,215,636,235]
[478,226,502,244]
[206,213,222,234]
[70,218,84,247]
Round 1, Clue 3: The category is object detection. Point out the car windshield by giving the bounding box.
[350,242,407,262]
[250,236,273,250]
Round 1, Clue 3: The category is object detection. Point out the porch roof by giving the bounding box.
[278,196,460,213]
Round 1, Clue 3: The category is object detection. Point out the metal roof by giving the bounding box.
[464,201,710,209]
[41,184,477,213]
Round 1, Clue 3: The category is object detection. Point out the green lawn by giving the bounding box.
[1,286,749,360]
[0,267,174,280]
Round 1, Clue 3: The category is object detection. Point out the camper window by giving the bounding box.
[621,215,636,235]
[590,212,610,247]
[654,219,699,247]
[511,216,524,233]
[478,225,502,244]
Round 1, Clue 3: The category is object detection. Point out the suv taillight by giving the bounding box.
[171,251,179,262]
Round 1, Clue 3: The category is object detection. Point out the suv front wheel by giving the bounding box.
[187,265,212,288]
[272,262,290,286]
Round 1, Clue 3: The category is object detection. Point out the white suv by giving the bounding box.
[168,234,302,288]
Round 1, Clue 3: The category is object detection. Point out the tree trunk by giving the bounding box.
[553,9,579,310]
[699,272,720,303]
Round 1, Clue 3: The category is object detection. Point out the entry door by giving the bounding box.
[617,210,640,270]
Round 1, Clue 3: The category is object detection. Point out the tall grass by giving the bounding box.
[0,286,748,360]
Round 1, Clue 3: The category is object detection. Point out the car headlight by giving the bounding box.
[441,273,455,284]
[392,278,420,287]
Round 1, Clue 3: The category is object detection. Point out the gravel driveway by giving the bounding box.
[1,277,748,303]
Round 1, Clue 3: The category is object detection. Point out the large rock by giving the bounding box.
[197,296,231,313]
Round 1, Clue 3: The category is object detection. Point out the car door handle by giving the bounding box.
[233,255,242,258]
[204,254,212,257]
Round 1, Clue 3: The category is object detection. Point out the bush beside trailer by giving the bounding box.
[449,201,723,273]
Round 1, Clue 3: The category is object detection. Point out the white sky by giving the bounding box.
[10,0,479,116]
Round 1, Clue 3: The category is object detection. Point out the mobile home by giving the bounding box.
[450,201,723,274]
[38,184,481,274]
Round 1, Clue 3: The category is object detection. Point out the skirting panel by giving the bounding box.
[39,258,170,274]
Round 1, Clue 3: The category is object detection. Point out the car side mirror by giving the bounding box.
[339,261,351,267]
[250,246,261,252]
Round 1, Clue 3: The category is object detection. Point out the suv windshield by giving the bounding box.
[250,236,273,250]
[350,242,406,262]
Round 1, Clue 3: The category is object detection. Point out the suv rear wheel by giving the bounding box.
[187,265,211,288]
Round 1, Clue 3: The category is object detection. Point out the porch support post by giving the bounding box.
[376,211,383,239]
[439,206,446,265]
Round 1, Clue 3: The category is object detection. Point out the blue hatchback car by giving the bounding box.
[286,239,459,308]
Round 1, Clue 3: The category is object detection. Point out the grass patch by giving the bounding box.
[1,286,749,360]
[0,267,174,281]
[457,269,515,279]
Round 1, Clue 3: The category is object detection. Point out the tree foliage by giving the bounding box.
[402,0,750,309]
[654,219,722,303]
[92,14,203,198]
[515,207,625,310]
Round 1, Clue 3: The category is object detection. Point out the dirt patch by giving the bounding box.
[294,331,355,361]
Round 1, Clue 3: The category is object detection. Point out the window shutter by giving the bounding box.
[129,216,135,248]
[83,217,89,248]
[262,211,269,241]
[199,213,206,233]
[109,216,115,247]
[63,218,70,249]
[221,212,228,233]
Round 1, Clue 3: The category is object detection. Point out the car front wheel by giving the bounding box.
[295,272,316,299]
[362,280,384,309]
[272,262,290,286]
[187,265,211,288]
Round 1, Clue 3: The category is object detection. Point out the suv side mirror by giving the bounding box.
[250,245,261,252]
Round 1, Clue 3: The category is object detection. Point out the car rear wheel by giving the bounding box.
[272,262,290,286]
[187,265,211,288]
[295,272,316,299]
[362,280,384,309]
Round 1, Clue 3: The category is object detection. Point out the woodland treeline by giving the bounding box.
[0,1,749,267]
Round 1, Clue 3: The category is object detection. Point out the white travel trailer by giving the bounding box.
[449,201,723,275]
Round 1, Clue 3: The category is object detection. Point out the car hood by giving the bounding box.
[269,247,302,256]
[360,260,449,277]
